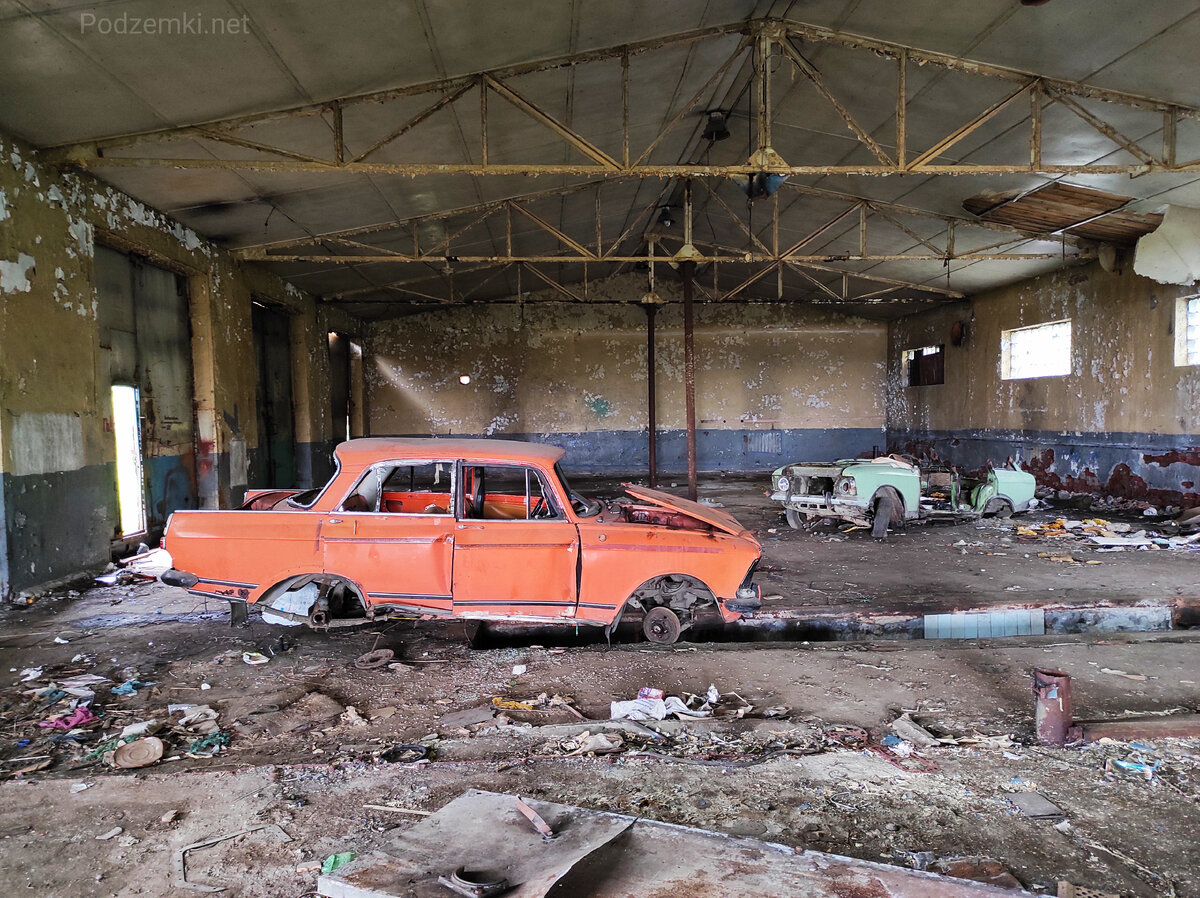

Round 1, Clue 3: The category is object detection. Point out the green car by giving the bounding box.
[769,455,1036,539]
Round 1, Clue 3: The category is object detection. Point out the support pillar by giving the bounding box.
[645,304,658,488]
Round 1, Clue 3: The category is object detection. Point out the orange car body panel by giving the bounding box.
[162,438,761,627]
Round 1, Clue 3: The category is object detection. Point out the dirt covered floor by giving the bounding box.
[1,476,1198,897]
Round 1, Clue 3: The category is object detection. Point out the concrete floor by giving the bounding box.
[1,475,1198,896]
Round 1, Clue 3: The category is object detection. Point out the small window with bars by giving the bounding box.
[1001,320,1072,380]
[1177,296,1200,367]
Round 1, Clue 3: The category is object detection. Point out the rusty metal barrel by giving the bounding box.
[1032,668,1074,745]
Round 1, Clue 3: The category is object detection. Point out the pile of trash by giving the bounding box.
[1014,516,1200,552]
[2,663,231,778]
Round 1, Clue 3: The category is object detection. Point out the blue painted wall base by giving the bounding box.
[889,428,1200,507]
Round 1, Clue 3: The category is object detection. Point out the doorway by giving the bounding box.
[111,384,147,537]
[252,302,296,489]
[95,245,198,545]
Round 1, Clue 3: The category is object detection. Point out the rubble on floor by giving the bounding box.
[1013,515,1200,554]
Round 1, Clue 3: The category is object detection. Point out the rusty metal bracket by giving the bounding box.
[173,824,293,893]
[515,796,556,841]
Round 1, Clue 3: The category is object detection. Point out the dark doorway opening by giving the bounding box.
[252,301,296,489]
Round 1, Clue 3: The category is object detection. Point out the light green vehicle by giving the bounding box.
[769,455,1036,539]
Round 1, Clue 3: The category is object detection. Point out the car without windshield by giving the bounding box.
[769,454,1036,539]
[161,438,762,644]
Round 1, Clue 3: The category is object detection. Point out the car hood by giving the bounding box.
[776,461,850,475]
[622,484,756,540]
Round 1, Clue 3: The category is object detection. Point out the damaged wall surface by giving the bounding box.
[367,277,887,473]
[887,260,1200,507]
[0,132,356,601]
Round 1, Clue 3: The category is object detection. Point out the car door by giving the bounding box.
[451,462,579,620]
[321,459,455,615]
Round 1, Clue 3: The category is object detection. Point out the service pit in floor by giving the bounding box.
[2,594,1200,895]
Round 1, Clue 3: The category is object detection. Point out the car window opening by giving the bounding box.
[461,464,561,521]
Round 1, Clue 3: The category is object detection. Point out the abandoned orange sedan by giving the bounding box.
[160,438,762,644]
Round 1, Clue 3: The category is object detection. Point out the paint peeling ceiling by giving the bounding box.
[5,0,1200,319]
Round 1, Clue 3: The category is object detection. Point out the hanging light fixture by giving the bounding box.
[656,205,675,228]
[701,110,730,142]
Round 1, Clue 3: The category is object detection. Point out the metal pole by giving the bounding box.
[646,304,657,488]
[682,259,697,501]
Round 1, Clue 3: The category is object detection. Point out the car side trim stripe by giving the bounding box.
[455,543,576,549]
[453,600,572,607]
[187,589,241,601]
[198,577,258,589]
[323,537,445,544]
[368,592,452,602]
[583,544,722,554]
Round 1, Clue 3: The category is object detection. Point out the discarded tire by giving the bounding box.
[354,649,395,670]
[872,495,897,539]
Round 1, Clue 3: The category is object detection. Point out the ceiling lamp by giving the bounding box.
[702,110,730,142]
[657,205,675,228]
[742,172,788,200]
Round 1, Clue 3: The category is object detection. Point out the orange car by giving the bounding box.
[161,438,762,644]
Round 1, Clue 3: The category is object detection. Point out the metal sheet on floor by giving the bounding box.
[318,789,1033,898]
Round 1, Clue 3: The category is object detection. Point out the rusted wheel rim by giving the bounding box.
[643,607,682,645]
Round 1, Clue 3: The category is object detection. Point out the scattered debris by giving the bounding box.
[354,649,394,670]
[321,852,356,874]
[242,652,269,666]
[438,866,510,898]
[111,736,165,769]
[37,705,97,730]
[561,732,625,756]
[1057,883,1118,898]
[890,713,940,748]
[95,827,123,841]
[1009,791,1065,819]
[514,796,556,840]
[926,856,1024,889]
[175,824,292,892]
[610,695,712,721]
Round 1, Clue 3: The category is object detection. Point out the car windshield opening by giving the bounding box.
[554,462,599,518]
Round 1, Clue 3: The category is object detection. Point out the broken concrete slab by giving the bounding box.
[318,789,1036,897]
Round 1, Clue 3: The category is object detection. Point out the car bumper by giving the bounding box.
[161,568,199,589]
[725,582,761,615]
[770,491,869,519]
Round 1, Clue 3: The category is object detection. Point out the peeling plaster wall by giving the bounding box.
[367,277,887,472]
[0,132,350,600]
[887,260,1200,507]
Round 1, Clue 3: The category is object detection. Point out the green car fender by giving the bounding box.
[841,461,921,518]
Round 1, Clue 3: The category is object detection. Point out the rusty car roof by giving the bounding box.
[333,437,567,466]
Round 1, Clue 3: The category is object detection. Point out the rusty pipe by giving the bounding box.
[682,258,697,502]
[645,303,658,488]
[1032,668,1075,746]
